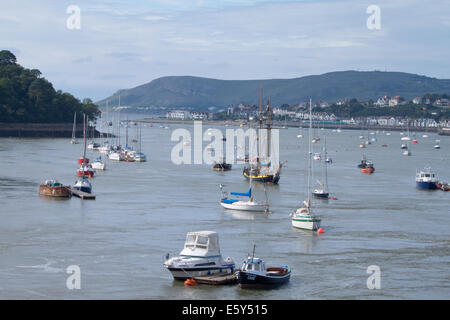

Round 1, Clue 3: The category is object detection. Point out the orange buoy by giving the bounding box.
[184,278,197,286]
[317,228,324,234]
[330,197,338,200]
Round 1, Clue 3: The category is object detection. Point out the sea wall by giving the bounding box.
[0,123,103,138]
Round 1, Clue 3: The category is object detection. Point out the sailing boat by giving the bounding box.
[242,88,284,184]
[134,124,147,162]
[73,114,93,193]
[71,113,79,144]
[220,160,269,212]
[402,140,411,156]
[312,137,330,199]
[76,115,95,178]
[290,99,322,231]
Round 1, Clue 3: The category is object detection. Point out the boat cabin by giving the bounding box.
[242,257,266,274]
[180,231,221,258]
[416,170,437,182]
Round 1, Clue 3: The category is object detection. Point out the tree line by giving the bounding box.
[0,50,99,123]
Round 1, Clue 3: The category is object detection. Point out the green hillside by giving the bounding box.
[0,50,99,123]
[98,71,450,110]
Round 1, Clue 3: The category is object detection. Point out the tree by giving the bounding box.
[0,50,17,65]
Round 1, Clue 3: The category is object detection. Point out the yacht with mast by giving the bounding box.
[70,112,79,144]
[242,88,285,184]
[290,99,322,231]
[312,137,330,199]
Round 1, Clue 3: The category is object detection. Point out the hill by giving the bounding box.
[97,71,450,110]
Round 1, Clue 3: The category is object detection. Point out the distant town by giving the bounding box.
[159,93,450,130]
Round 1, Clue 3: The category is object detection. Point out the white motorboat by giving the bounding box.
[163,231,235,280]
[313,153,321,161]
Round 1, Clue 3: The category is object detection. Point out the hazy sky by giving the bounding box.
[1,0,449,101]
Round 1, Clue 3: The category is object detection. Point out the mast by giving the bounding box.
[323,137,328,193]
[307,98,312,207]
[266,95,271,163]
[258,86,262,169]
[72,112,76,140]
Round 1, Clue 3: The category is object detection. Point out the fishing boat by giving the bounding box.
[163,231,235,280]
[290,98,322,231]
[416,167,438,189]
[91,156,105,170]
[361,162,375,174]
[70,113,79,144]
[39,180,71,198]
[235,245,291,289]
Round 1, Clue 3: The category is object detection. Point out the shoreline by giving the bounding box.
[138,118,445,134]
[0,123,103,138]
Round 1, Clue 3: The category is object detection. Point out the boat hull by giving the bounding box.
[243,168,280,184]
[312,192,329,199]
[166,265,235,280]
[416,181,437,190]
[291,216,321,231]
[220,201,268,212]
[39,185,72,198]
[236,270,290,289]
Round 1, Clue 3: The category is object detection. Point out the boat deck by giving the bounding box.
[69,187,96,200]
[193,273,237,285]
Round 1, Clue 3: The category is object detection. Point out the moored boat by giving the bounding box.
[39,180,71,198]
[416,167,437,189]
[361,162,375,174]
[73,176,92,194]
[235,246,290,289]
[163,231,235,280]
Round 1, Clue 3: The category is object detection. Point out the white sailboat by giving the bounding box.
[291,98,322,231]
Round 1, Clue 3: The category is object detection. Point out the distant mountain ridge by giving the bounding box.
[97,71,450,110]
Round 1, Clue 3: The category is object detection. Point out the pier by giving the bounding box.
[193,273,237,285]
[70,188,96,200]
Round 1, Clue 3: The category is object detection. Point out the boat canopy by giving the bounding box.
[180,231,221,257]
[230,188,251,198]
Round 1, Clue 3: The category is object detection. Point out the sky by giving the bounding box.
[1,0,450,101]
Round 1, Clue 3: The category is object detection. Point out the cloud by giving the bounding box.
[1,0,449,101]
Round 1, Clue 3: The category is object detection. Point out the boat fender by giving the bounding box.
[184,279,197,286]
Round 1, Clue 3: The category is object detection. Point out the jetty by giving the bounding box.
[70,187,96,200]
[192,273,237,285]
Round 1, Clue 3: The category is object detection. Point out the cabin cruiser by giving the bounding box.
[164,231,235,280]
[416,167,437,189]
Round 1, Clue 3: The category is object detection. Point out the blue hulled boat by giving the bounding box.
[416,167,437,190]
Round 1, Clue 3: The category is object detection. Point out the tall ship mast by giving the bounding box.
[242,87,285,184]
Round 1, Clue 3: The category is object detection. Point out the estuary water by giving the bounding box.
[0,119,449,299]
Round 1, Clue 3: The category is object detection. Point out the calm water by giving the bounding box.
[0,120,449,299]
